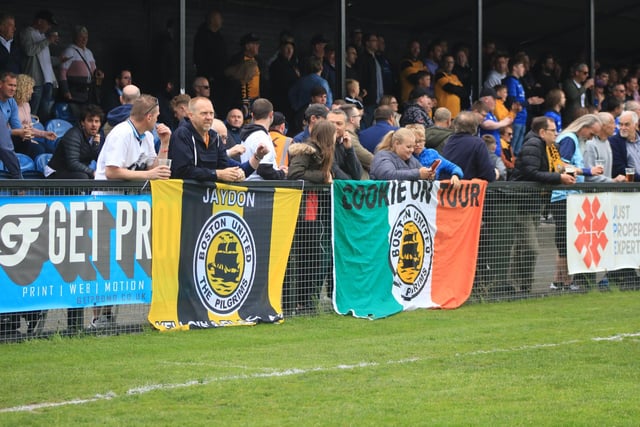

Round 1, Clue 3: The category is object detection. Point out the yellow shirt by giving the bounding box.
[435,72,463,118]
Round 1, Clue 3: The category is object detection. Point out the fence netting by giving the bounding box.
[0,180,638,342]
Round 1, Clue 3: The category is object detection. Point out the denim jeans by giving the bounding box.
[511,123,526,157]
[29,83,54,123]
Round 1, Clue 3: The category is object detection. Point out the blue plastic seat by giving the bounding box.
[16,153,43,178]
[54,102,75,122]
[44,119,73,153]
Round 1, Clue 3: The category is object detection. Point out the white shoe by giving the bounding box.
[549,282,561,290]
[90,314,113,328]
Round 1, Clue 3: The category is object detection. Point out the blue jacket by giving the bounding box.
[359,121,398,153]
[414,148,463,179]
[441,133,496,181]
[106,104,132,126]
[610,132,640,181]
[288,73,332,111]
[504,75,527,125]
[168,118,253,181]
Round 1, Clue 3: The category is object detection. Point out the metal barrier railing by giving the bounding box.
[0,180,638,342]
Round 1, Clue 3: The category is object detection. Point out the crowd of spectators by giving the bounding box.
[1,7,640,331]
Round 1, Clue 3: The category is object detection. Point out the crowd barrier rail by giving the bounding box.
[0,179,638,342]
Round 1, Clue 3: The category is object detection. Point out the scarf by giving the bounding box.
[546,143,564,173]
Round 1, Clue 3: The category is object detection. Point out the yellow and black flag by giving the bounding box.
[148,180,302,330]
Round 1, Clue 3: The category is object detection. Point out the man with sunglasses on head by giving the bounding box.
[94,94,171,180]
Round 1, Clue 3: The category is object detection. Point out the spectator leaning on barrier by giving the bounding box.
[549,114,604,292]
[583,112,626,182]
[369,127,436,181]
[95,94,171,181]
[286,120,337,314]
[405,123,462,189]
[498,116,576,295]
[93,95,171,328]
[169,97,261,182]
[610,110,640,182]
[240,98,288,181]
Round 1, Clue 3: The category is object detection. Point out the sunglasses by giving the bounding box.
[144,100,159,116]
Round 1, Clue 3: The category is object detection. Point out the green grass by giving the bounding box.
[1,291,639,426]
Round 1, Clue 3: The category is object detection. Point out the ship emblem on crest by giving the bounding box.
[194,212,255,315]
[389,205,433,300]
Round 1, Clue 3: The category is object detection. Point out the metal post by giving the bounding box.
[475,0,483,100]
[337,0,346,99]
[180,0,186,94]
[588,0,595,74]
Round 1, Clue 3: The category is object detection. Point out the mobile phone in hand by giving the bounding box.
[430,159,441,170]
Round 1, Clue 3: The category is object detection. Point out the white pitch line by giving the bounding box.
[1,332,637,414]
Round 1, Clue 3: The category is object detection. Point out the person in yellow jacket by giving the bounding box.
[434,54,465,118]
[398,40,427,103]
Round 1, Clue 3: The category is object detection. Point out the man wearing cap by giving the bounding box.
[269,112,292,167]
[20,9,60,123]
[478,86,513,156]
[400,87,434,129]
[226,32,265,116]
[292,103,328,143]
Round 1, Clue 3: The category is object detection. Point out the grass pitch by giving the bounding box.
[1,291,639,426]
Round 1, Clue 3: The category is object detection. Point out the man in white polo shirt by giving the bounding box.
[95,94,171,180]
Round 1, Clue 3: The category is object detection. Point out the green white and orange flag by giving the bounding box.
[332,179,487,319]
[148,180,301,330]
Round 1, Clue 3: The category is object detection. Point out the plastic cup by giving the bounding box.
[625,167,635,182]
[565,166,576,177]
[157,158,172,168]
[595,159,605,168]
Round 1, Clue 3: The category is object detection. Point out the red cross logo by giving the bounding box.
[574,197,608,268]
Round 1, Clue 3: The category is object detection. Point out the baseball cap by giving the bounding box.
[479,87,498,99]
[35,10,57,26]
[409,87,431,100]
[310,34,328,45]
[240,33,260,45]
[304,103,329,120]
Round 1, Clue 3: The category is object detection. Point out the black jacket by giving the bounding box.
[510,131,562,184]
[48,127,100,176]
[169,118,253,181]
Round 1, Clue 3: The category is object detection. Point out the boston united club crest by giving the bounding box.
[389,204,433,300]
[193,212,256,315]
